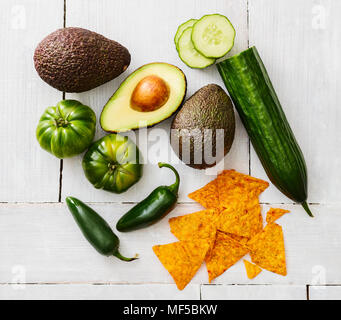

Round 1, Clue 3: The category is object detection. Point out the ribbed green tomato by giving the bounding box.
[36,100,96,158]
[82,134,143,194]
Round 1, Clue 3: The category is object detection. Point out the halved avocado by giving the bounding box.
[100,63,187,132]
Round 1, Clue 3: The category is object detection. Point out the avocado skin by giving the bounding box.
[34,27,131,93]
[171,84,235,169]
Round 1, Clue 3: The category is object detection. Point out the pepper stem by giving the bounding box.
[113,251,139,262]
[158,162,180,195]
[302,201,314,217]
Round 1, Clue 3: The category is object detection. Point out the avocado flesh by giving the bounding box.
[100,63,187,132]
[34,27,130,93]
[171,84,235,169]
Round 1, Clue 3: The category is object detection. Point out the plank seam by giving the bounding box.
[0,282,198,286]
[3,282,334,286]
[247,0,250,48]
[0,201,325,205]
[63,0,66,28]
[58,0,66,202]
[0,281,328,286]
[247,0,251,176]
[58,160,63,202]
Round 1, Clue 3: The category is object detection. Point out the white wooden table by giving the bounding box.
[0,0,340,300]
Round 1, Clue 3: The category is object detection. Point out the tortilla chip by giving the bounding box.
[243,260,262,279]
[153,239,210,290]
[206,231,249,282]
[153,170,288,290]
[169,209,219,260]
[217,170,269,208]
[222,232,249,245]
[248,223,286,276]
[188,179,220,209]
[169,209,220,241]
[217,195,263,238]
[266,208,290,224]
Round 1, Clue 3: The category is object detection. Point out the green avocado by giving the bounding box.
[34,27,131,93]
[100,62,187,132]
[170,84,235,169]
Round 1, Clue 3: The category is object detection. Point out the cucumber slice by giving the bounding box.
[178,27,215,69]
[174,19,197,51]
[192,14,235,58]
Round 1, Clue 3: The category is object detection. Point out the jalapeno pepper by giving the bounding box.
[66,197,137,261]
[116,162,180,232]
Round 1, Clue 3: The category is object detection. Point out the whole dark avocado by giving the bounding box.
[171,84,235,169]
[34,27,131,93]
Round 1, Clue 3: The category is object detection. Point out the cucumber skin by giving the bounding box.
[177,27,215,69]
[217,46,308,204]
[174,19,197,52]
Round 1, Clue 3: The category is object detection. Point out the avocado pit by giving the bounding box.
[130,75,170,112]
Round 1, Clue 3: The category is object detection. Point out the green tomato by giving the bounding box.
[36,100,96,158]
[82,134,143,194]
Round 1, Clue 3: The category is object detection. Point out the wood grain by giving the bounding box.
[0,283,200,300]
[0,0,63,202]
[309,286,341,300]
[201,284,307,300]
[0,0,340,300]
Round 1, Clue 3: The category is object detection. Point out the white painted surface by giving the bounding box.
[309,286,341,300]
[201,285,306,300]
[0,203,338,289]
[0,0,340,300]
[0,284,200,300]
[0,0,62,202]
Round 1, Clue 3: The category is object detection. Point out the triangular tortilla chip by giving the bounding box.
[266,208,290,224]
[153,239,210,290]
[169,209,220,241]
[248,223,286,276]
[206,231,249,282]
[243,260,262,279]
[217,195,263,238]
[188,179,220,209]
[217,170,269,208]
[169,209,219,260]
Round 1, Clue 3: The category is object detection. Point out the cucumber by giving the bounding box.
[217,46,313,217]
[174,19,197,51]
[178,27,215,69]
[192,14,235,58]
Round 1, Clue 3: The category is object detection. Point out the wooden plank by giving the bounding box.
[61,0,249,203]
[0,0,63,202]
[249,0,341,203]
[0,202,340,285]
[0,283,200,300]
[309,286,341,300]
[201,284,307,300]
